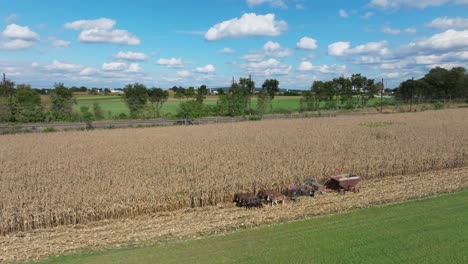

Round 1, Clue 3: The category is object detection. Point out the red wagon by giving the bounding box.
[324,174,360,194]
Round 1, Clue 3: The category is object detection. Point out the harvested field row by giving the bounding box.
[1,166,467,263]
[1,109,468,235]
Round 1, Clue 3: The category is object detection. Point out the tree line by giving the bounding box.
[394,67,468,102]
[1,66,467,123]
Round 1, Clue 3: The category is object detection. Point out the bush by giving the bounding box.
[42,127,57,133]
[433,102,445,110]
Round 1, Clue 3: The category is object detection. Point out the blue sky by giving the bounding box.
[0,0,467,89]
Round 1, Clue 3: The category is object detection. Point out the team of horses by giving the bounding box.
[233,189,287,208]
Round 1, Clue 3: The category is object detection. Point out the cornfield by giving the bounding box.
[1,109,467,235]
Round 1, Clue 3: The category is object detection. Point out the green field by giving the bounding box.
[36,191,468,264]
[74,95,303,118]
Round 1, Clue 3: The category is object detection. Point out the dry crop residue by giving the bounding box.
[0,167,467,263]
[0,108,467,236]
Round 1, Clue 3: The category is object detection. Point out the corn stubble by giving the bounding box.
[0,109,467,235]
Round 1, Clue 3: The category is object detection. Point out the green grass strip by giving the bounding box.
[36,191,468,264]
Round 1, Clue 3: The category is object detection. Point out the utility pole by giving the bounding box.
[410,77,414,112]
[380,78,384,113]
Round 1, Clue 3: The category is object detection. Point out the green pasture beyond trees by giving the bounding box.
[75,96,304,118]
[37,191,468,264]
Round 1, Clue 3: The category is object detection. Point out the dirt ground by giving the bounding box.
[1,167,467,263]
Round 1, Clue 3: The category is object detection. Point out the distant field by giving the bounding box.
[36,191,468,264]
[74,95,302,118]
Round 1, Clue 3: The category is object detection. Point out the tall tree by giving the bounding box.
[123,83,148,118]
[15,84,44,122]
[148,88,169,118]
[196,85,208,103]
[0,78,16,122]
[49,83,75,121]
[239,77,255,110]
[262,79,279,111]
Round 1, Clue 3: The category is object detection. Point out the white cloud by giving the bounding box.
[247,0,287,8]
[194,64,216,73]
[382,72,401,78]
[262,41,291,57]
[80,67,98,76]
[339,9,349,18]
[157,58,183,67]
[369,0,468,9]
[177,70,193,77]
[205,13,287,41]
[361,12,375,19]
[0,39,36,50]
[46,60,83,72]
[65,18,140,45]
[245,58,292,76]
[242,53,266,62]
[218,47,236,54]
[5,14,17,23]
[296,4,304,9]
[127,63,142,73]
[241,41,291,62]
[328,41,389,56]
[314,64,347,74]
[298,61,347,74]
[114,51,149,61]
[328,42,351,56]
[53,39,71,47]
[381,26,417,35]
[296,37,318,50]
[298,61,314,71]
[427,17,468,30]
[404,27,417,34]
[102,62,127,71]
[64,18,116,30]
[3,24,39,41]
[401,29,468,54]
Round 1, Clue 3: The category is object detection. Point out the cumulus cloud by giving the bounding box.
[245,58,292,76]
[298,61,313,71]
[296,37,318,50]
[247,0,287,8]
[382,72,401,78]
[242,41,291,62]
[52,39,71,47]
[400,29,468,55]
[205,13,287,41]
[218,47,235,54]
[127,63,142,73]
[177,70,193,77]
[361,12,375,19]
[46,60,83,72]
[298,61,347,74]
[65,18,140,45]
[369,0,468,9]
[427,17,468,30]
[102,62,128,71]
[0,39,36,50]
[80,67,98,76]
[339,9,349,18]
[381,26,417,35]
[2,23,40,49]
[262,41,291,57]
[4,14,18,23]
[328,41,389,56]
[194,64,216,73]
[114,51,149,61]
[156,58,183,68]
